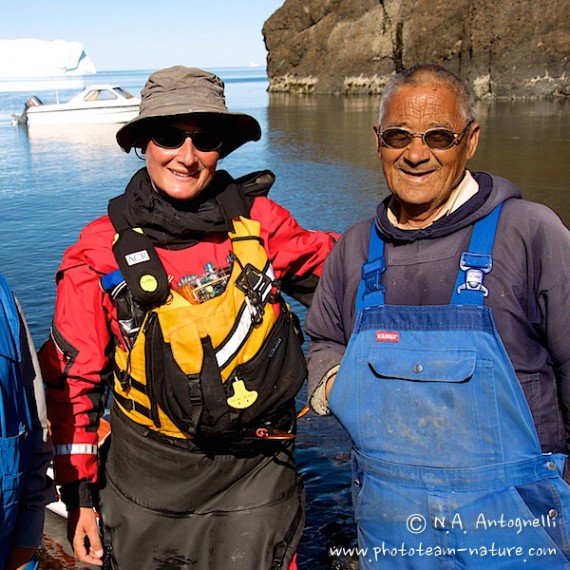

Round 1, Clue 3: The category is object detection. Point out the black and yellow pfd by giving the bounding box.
[101,177,306,443]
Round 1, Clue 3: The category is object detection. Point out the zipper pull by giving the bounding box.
[227,379,258,409]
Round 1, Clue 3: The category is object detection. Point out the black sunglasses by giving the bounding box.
[150,126,223,152]
[378,120,474,150]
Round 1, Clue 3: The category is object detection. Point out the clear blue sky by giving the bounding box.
[2,0,285,71]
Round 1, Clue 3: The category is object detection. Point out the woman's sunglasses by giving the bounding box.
[377,120,474,150]
[150,126,223,152]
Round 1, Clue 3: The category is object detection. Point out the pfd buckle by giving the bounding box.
[117,369,131,391]
[236,263,272,325]
[457,252,493,297]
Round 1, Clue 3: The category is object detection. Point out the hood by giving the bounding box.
[376,171,522,244]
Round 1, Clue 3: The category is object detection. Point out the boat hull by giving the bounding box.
[26,104,139,125]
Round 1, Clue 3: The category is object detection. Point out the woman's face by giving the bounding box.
[144,119,220,201]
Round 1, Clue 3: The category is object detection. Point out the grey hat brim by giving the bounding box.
[116,111,261,159]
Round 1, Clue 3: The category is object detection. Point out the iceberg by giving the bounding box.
[0,39,97,91]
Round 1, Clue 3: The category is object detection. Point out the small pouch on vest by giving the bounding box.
[112,228,170,307]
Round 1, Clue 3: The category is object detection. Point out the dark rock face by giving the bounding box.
[263,0,570,98]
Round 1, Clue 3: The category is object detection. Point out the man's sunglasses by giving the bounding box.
[377,120,474,150]
[150,126,223,152]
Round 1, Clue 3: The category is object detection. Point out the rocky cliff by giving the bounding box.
[262,0,570,98]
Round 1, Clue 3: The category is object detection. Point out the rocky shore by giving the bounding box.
[263,0,570,99]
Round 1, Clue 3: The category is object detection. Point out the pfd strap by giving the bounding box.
[112,227,171,307]
[106,171,273,307]
[215,169,275,231]
[107,195,171,307]
[215,172,250,230]
[113,390,153,419]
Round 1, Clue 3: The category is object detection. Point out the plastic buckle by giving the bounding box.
[457,252,492,297]
[117,369,131,391]
[362,258,386,294]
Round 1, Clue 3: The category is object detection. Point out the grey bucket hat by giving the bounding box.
[116,66,261,158]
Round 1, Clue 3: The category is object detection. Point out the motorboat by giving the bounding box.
[13,84,140,126]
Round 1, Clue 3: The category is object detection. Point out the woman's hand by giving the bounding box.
[67,507,104,566]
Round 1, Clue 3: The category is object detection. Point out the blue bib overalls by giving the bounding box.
[0,275,35,569]
[329,206,570,568]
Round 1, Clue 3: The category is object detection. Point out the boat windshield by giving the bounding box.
[84,89,118,102]
[82,87,136,102]
[114,87,135,99]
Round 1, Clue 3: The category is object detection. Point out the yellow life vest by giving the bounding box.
[111,216,306,440]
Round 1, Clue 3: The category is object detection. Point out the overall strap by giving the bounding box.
[450,203,503,305]
[356,204,504,312]
[0,275,33,437]
[356,221,386,311]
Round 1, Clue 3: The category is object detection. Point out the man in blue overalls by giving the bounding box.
[0,274,54,569]
[306,64,570,568]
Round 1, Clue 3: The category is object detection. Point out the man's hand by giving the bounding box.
[325,374,336,398]
[67,507,104,566]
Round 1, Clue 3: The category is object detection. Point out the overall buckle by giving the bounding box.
[362,258,386,294]
[456,252,492,297]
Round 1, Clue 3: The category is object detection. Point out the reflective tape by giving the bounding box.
[55,443,98,456]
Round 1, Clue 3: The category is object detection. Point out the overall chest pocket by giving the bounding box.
[368,346,476,383]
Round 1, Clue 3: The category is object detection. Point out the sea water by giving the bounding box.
[1,68,569,569]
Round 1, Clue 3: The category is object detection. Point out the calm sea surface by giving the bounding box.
[1,68,569,568]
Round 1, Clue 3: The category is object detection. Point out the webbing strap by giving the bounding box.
[215,175,250,232]
[450,204,503,305]
[0,275,32,437]
[357,204,504,311]
[113,390,152,420]
[106,177,252,308]
[356,221,386,311]
[109,225,171,308]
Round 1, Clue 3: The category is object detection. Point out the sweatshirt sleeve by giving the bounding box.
[305,248,350,414]
[532,208,570,450]
[250,197,339,307]
[305,219,371,412]
[12,298,56,550]
[490,198,570,454]
[39,262,111,488]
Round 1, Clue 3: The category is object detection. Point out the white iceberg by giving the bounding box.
[0,39,97,91]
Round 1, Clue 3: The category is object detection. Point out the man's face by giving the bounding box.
[375,82,480,227]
